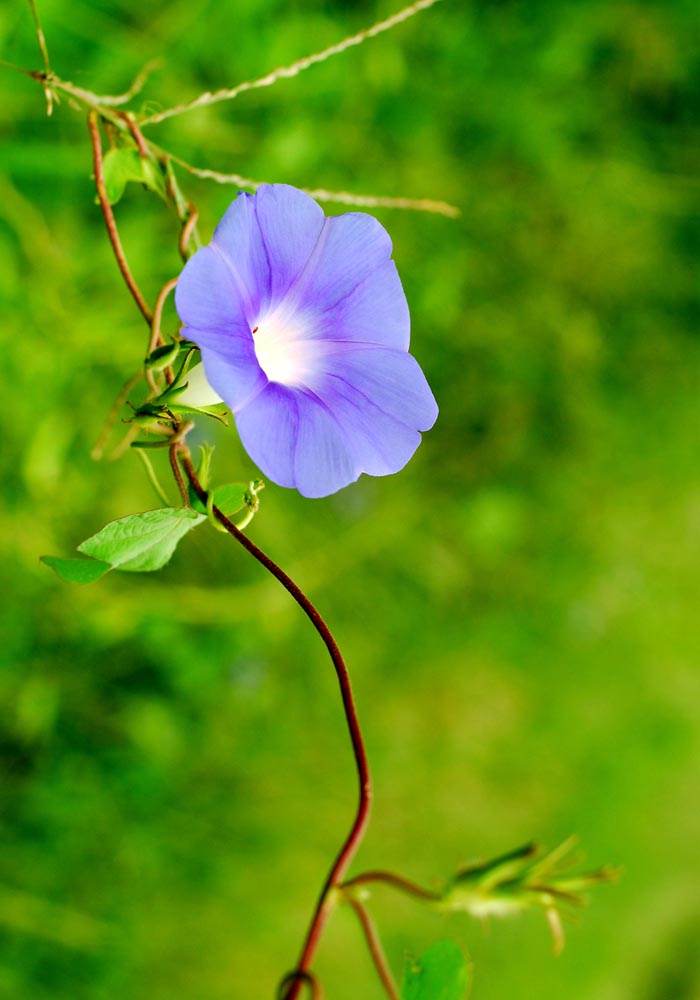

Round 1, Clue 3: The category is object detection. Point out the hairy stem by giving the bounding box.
[87,110,153,325]
[346,898,399,1000]
[177,449,372,999]
[139,0,444,126]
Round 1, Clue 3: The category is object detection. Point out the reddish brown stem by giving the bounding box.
[119,111,149,158]
[343,870,441,903]
[178,204,199,262]
[87,110,153,325]
[169,443,189,506]
[178,450,371,999]
[346,897,399,1000]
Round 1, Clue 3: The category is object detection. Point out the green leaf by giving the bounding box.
[401,941,469,1000]
[40,555,112,585]
[101,148,165,205]
[78,508,205,573]
[189,483,248,517]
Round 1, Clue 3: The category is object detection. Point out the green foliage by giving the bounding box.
[101,147,165,205]
[42,508,205,582]
[402,941,469,1000]
[40,554,112,585]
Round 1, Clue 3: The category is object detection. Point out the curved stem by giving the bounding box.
[178,204,199,262]
[147,276,179,389]
[87,110,153,325]
[90,369,142,460]
[346,897,399,1000]
[342,870,441,903]
[178,450,371,999]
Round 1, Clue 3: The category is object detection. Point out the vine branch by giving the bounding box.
[139,0,444,126]
[176,448,372,1000]
[343,869,441,903]
[87,111,153,325]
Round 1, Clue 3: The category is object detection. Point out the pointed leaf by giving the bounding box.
[102,148,165,205]
[78,508,204,573]
[41,555,112,585]
[401,941,469,1000]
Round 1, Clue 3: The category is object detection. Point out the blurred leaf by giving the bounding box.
[101,148,166,205]
[78,508,205,572]
[401,941,469,1000]
[40,555,112,585]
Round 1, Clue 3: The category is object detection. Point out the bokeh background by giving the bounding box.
[1,0,699,997]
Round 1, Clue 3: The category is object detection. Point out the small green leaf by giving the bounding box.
[401,941,469,1000]
[101,148,165,205]
[78,508,204,573]
[190,483,248,517]
[41,555,112,585]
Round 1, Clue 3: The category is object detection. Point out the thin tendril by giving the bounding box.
[165,154,459,217]
[139,0,444,126]
[96,59,162,107]
[147,276,179,390]
[135,448,171,506]
[342,870,441,902]
[26,0,53,114]
[178,205,199,261]
[91,370,143,460]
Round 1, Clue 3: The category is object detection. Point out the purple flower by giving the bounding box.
[175,184,438,498]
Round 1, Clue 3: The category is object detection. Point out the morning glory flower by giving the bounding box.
[175,184,438,498]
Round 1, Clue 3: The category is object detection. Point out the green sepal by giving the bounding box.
[165,401,229,425]
[401,941,469,1000]
[194,444,214,493]
[40,555,112,585]
[145,342,181,371]
[101,147,166,205]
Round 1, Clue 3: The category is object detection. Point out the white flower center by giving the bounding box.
[252,310,316,386]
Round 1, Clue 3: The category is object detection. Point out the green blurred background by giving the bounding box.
[1,0,699,997]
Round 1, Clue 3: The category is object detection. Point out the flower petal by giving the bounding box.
[293,394,359,498]
[174,245,247,333]
[308,375,422,477]
[198,339,267,413]
[315,346,438,432]
[289,212,394,314]
[309,260,410,349]
[253,185,326,304]
[234,383,299,489]
[210,193,271,323]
